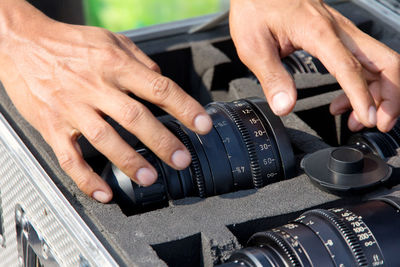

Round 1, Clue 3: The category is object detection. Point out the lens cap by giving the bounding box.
[301,147,392,194]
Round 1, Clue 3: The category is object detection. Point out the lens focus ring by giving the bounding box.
[222,199,394,267]
[214,101,264,188]
[104,98,295,212]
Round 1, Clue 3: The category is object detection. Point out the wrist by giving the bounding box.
[0,0,55,81]
[0,0,52,47]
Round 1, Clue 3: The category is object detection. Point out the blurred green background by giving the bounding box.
[83,0,229,32]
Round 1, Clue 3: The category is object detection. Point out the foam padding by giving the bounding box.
[0,2,399,266]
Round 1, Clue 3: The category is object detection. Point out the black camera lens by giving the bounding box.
[220,193,400,267]
[348,119,400,159]
[282,50,328,75]
[247,51,327,84]
[103,98,295,211]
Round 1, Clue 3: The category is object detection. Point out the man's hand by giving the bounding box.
[0,0,212,202]
[230,0,400,132]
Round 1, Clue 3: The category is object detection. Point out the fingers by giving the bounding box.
[326,5,400,131]
[329,94,366,132]
[301,17,376,128]
[50,129,113,203]
[72,105,164,187]
[340,35,400,132]
[329,94,365,132]
[376,74,400,132]
[230,18,296,115]
[348,111,364,132]
[330,93,351,116]
[113,60,213,135]
[330,81,381,116]
[95,91,192,170]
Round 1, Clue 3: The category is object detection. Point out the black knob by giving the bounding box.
[301,146,392,194]
[328,148,364,174]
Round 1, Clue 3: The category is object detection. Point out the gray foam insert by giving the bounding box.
[0,81,362,266]
[0,2,399,266]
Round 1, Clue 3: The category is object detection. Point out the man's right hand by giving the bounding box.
[230,0,400,133]
[0,0,212,203]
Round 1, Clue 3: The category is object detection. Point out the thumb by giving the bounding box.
[233,30,297,115]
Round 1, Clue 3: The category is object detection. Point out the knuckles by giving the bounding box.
[117,33,132,44]
[176,101,194,121]
[58,152,77,173]
[148,62,161,73]
[340,56,363,73]
[120,102,146,127]
[150,76,174,104]
[75,175,92,193]
[308,16,334,39]
[101,44,128,66]
[153,133,177,159]
[119,152,140,176]
[84,122,110,145]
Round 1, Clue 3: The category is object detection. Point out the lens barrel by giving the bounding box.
[104,98,295,210]
[348,119,400,159]
[220,193,400,267]
[282,50,328,75]
[247,51,328,84]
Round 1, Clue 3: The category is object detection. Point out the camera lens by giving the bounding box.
[220,193,400,267]
[348,119,400,159]
[103,97,295,211]
[247,51,327,84]
[282,50,328,75]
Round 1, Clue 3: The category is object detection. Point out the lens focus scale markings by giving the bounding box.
[300,208,386,267]
[215,102,264,188]
[228,100,282,186]
[277,223,334,267]
[219,196,399,267]
[223,201,391,267]
[208,106,252,190]
[105,98,295,211]
[311,210,368,266]
[296,212,361,267]
[329,208,385,267]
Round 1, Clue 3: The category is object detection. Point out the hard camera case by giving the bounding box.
[0,1,399,266]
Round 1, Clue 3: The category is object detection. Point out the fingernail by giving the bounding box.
[136,168,157,186]
[272,92,291,115]
[194,114,212,133]
[368,106,377,126]
[172,150,191,169]
[92,191,111,203]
